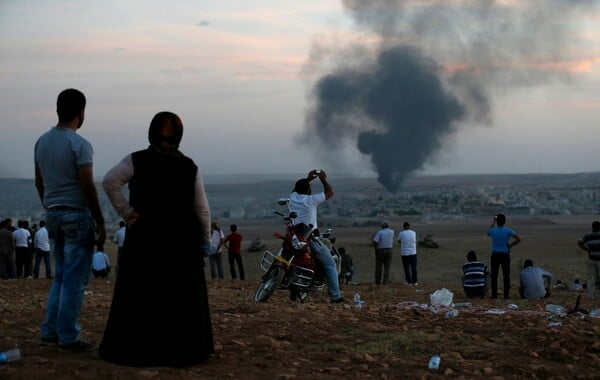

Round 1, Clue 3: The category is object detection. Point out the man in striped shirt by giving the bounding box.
[578,221,600,300]
[462,251,488,298]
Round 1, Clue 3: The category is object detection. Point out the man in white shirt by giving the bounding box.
[13,220,32,278]
[288,170,345,303]
[372,221,395,285]
[92,244,111,279]
[34,220,53,279]
[398,222,418,286]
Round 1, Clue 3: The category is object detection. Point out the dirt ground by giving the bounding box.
[2,216,600,379]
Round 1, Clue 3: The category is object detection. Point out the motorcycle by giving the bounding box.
[254,198,327,303]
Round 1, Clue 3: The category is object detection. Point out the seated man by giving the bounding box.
[92,244,111,279]
[519,259,552,299]
[462,251,488,298]
[338,247,355,285]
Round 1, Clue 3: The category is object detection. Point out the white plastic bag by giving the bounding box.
[430,288,454,307]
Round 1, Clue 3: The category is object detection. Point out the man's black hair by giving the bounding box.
[57,88,86,122]
[523,259,533,268]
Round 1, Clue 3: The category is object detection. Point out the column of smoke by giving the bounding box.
[303,0,596,193]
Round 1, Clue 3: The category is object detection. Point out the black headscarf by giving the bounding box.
[148,111,184,155]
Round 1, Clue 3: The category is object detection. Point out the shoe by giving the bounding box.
[491,296,498,299]
[503,296,511,300]
[331,297,348,304]
[413,282,419,286]
[40,336,59,346]
[58,340,95,352]
[26,275,33,280]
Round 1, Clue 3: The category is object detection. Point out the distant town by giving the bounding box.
[2,172,599,230]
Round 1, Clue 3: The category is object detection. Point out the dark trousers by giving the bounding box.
[92,267,111,279]
[491,253,511,298]
[15,246,33,278]
[375,248,393,284]
[34,249,52,278]
[401,254,418,284]
[228,252,245,280]
[0,253,17,279]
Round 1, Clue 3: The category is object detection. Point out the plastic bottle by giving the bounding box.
[353,292,362,308]
[545,304,566,315]
[452,302,472,308]
[0,348,21,364]
[428,354,441,370]
[444,309,459,318]
[589,309,600,318]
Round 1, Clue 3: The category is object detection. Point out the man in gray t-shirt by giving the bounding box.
[35,88,105,352]
[519,259,552,299]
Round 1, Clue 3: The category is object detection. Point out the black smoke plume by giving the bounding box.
[303,0,597,192]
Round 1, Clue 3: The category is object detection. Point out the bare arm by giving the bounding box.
[578,240,591,253]
[307,170,334,200]
[509,233,522,249]
[34,164,45,205]
[79,165,106,245]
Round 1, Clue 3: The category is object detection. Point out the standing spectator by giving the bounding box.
[112,221,126,273]
[91,244,111,279]
[519,259,552,299]
[577,220,600,300]
[372,221,394,285]
[99,111,213,366]
[35,88,106,352]
[33,220,53,279]
[4,218,15,232]
[487,213,521,299]
[288,170,345,303]
[462,250,488,298]
[209,221,225,280]
[13,220,32,278]
[338,247,355,285]
[0,219,17,279]
[220,224,244,280]
[398,222,418,286]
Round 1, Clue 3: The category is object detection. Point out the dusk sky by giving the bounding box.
[1,1,599,185]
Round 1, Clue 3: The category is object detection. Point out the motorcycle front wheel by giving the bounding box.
[254,266,286,302]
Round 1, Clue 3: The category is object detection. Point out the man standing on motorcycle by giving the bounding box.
[289,170,346,303]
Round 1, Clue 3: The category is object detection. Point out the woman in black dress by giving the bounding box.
[99,111,214,367]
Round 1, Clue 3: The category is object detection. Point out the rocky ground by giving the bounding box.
[2,277,600,380]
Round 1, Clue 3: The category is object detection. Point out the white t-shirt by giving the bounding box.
[373,228,395,249]
[211,230,224,252]
[13,228,31,248]
[288,191,326,229]
[92,251,110,270]
[112,227,126,247]
[398,229,417,256]
[34,227,51,251]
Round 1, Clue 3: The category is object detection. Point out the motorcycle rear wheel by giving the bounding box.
[254,266,286,302]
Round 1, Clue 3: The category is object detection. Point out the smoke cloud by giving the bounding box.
[303,0,597,192]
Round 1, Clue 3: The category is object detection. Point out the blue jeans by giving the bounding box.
[40,209,95,345]
[310,238,341,301]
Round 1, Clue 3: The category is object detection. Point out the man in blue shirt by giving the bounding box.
[487,213,521,299]
[35,89,106,352]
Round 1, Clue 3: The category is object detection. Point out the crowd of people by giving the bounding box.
[0,88,598,368]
